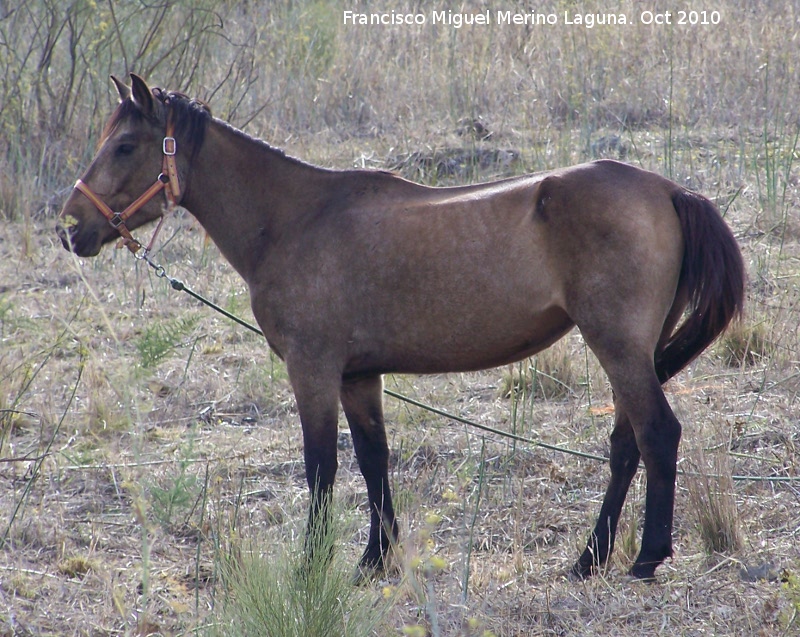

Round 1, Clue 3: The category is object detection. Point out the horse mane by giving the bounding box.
[99,86,212,159]
[152,87,211,159]
[154,87,314,170]
[101,82,381,176]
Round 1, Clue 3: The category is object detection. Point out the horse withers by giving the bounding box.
[57,74,745,581]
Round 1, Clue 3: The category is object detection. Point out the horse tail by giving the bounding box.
[655,190,745,383]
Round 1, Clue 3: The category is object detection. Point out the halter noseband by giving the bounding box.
[73,110,181,255]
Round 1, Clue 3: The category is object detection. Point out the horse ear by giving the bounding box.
[129,73,154,116]
[110,75,130,102]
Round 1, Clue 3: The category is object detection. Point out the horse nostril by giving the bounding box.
[55,222,76,251]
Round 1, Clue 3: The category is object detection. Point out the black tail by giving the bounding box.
[655,190,745,383]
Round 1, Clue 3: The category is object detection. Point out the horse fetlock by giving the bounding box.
[631,538,672,580]
[354,538,395,585]
[569,557,596,580]
[571,540,609,579]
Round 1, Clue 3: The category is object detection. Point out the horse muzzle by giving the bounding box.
[55,220,102,257]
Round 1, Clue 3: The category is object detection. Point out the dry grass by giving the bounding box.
[2,1,800,635]
[500,341,580,402]
[683,429,744,557]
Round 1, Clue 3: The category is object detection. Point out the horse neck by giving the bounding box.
[180,119,327,281]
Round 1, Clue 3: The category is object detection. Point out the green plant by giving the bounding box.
[782,570,800,631]
[57,554,98,578]
[402,511,449,637]
[135,314,199,369]
[147,433,202,532]
[214,508,389,637]
[754,60,800,234]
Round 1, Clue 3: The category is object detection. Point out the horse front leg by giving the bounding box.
[289,368,341,564]
[340,375,398,579]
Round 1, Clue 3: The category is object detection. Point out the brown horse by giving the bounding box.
[57,74,745,581]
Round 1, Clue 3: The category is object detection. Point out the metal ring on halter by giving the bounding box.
[136,251,167,278]
[109,213,126,228]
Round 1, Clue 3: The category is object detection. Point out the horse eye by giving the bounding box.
[116,143,135,156]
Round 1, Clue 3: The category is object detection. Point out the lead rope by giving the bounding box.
[137,250,601,459]
[136,251,798,483]
[139,252,263,337]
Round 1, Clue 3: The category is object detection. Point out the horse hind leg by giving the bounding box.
[571,405,641,579]
[572,295,686,579]
[576,344,682,580]
[340,375,398,579]
[627,381,682,580]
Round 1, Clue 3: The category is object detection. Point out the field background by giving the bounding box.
[1,1,799,635]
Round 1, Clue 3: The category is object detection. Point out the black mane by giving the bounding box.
[152,87,211,159]
[100,86,211,159]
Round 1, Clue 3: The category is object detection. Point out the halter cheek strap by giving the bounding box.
[73,113,181,254]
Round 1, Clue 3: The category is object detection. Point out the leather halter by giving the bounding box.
[73,111,181,254]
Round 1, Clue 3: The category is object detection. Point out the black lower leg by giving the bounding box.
[629,449,678,579]
[302,484,336,577]
[573,415,641,578]
[350,424,397,571]
[302,437,338,567]
[341,376,398,574]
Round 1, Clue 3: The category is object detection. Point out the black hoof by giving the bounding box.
[570,548,605,580]
[352,561,383,586]
[569,561,594,581]
[353,543,394,585]
[628,561,658,581]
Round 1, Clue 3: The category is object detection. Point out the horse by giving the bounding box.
[57,74,745,581]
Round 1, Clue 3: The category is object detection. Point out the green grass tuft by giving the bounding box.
[136,315,200,369]
[213,509,390,637]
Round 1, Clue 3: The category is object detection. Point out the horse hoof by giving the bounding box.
[628,563,658,582]
[568,559,597,581]
[351,560,385,586]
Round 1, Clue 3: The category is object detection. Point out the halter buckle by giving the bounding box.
[163,136,177,156]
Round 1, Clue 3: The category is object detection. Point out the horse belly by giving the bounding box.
[347,300,574,376]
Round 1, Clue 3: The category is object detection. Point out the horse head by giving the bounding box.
[57,74,202,256]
